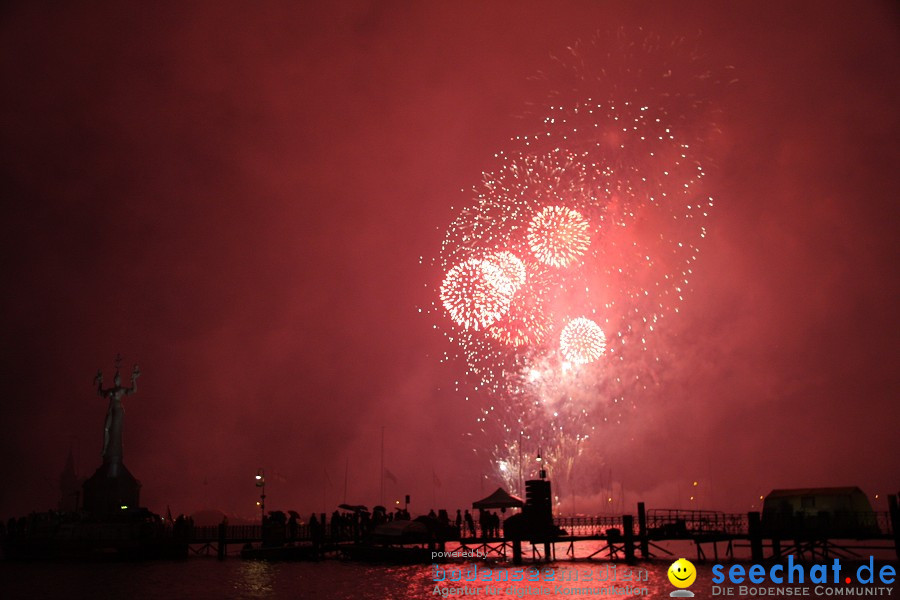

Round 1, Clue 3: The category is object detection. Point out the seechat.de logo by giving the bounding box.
[668,558,697,597]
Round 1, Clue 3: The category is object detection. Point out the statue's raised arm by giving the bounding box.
[127,364,141,395]
[94,369,105,396]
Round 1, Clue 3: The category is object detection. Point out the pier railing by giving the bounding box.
[646,509,747,536]
[553,516,625,536]
[191,525,261,543]
[185,511,893,545]
[554,510,893,539]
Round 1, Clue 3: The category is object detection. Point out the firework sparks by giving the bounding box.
[527,206,592,268]
[560,317,607,364]
[428,29,726,497]
[439,259,515,330]
[487,283,551,347]
[482,251,527,291]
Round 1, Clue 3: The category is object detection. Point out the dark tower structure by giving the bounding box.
[524,478,555,538]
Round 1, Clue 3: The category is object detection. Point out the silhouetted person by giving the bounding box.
[464,510,475,537]
[428,509,437,519]
[288,514,298,541]
[351,512,360,541]
[264,511,285,547]
[309,514,320,538]
[307,513,320,554]
[330,510,341,539]
[174,515,187,539]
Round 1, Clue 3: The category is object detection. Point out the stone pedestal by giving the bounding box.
[82,462,141,515]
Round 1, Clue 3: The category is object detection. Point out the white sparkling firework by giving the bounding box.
[439,259,514,330]
[527,206,591,267]
[427,29,728,497]
[560,317,607,364]
[482,251,527,291]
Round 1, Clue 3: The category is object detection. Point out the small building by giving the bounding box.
[762,486,879,538]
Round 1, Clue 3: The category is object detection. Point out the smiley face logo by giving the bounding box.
[668,558,697,589]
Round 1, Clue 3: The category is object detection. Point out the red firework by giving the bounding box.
[487,288,551,347]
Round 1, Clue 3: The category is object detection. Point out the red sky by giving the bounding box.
[1,0,897,520]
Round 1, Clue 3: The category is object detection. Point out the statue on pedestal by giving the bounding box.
[83,355,143,515]
[94,355,140,475]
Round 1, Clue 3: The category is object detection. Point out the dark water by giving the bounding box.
[1,559,664,599]
[2,545,896,599]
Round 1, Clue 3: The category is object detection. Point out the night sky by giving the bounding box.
[1,1,897,521]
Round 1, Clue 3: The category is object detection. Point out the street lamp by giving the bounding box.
[255,468,266,524]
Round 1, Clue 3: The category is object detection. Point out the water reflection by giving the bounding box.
[235,560,276,598]
[2,551,892,599]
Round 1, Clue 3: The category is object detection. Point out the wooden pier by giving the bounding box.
[186,494,899,563]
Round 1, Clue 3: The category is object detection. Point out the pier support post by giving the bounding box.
[623,515,635,562]
[217,522,227,560]
[888,494,900,560]
[512,540,522,565]
[748,512,763,562]
[637,502,649,559]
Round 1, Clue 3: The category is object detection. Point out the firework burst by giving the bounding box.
[439,259,515,330]
[487,282,552,347]
[482,251,527,291]
[560,317,607,364]
[428,29,727,498]
[527,206,592,268]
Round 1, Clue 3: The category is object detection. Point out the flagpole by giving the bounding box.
[518,431,523,497]
[343,457,349,504]
[380,426,385,506]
